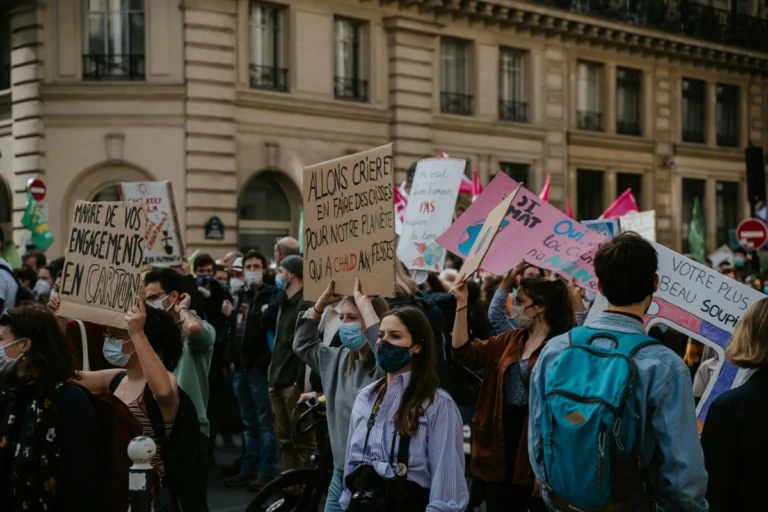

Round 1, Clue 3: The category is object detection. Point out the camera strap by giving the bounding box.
[391,433,411,502]
[355,383,388,495]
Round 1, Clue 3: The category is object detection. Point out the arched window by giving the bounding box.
[91,184,120,202]
[238,171,298,255]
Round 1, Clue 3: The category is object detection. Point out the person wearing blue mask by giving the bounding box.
[293,280,390,512]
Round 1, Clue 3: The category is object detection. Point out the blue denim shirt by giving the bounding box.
[528,312,709,512]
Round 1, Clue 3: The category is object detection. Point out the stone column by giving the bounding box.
[654,66,674,248]
[543,48,567,210]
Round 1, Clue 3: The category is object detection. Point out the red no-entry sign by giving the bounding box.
[736,218,768,250]
[27,178,47,202]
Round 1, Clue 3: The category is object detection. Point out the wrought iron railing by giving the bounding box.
[250,65,288,92]
[683,128,706,143]
[335,76,368,102]
[717,132,738,147]
[82,54,145,81]
[578,110,604,131]
[617,119,641,136]
[499,100,529,122]
[441,92,473,116]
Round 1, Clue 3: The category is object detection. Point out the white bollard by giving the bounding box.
[128,436,157,512]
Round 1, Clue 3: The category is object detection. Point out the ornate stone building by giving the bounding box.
[0,0,766,257]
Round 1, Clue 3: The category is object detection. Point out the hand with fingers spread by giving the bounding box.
[125,297,147,338]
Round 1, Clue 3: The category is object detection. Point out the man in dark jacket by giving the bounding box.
[223,251,279,492]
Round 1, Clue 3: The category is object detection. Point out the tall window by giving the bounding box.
[84,0,145,81]
[682,78,706,143]
[498,162,529,184]
[577,61,603,131]
[716,84,739,147]
[616,173,643,210]
[577,169,604,220]
[334,17,367,102]
[682,178,706,253]
[239,171,295,254]
[716,181,738,247]
[441,38,472,116]
[0,13,9,90]
[617,68,641,136]
[498,48,528,122]
[250,2,287,92]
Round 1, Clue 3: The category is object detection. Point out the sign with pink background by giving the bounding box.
[436,173,609,293]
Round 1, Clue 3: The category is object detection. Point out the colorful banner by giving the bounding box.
[583,219,619,238]
[437,173,608,292]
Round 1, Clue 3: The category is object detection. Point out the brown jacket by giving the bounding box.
[452,329,544,485]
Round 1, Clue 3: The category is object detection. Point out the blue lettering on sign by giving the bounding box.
[553,219,586,242]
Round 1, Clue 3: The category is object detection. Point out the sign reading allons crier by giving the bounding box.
[302,144,396,300]
[57,200,148,329]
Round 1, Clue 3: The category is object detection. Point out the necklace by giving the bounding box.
[120,377,143,398]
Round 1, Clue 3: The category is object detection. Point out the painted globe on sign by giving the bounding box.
[458,219,511,257]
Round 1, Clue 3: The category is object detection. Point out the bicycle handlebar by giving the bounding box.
[293,397,327,435]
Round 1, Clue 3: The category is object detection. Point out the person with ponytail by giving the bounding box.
[452,276,576,511]
[339,280,468,511]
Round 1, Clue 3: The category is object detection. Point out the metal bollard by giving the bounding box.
[128,436,157,512]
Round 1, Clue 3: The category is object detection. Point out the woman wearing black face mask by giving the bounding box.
[338,280,469,512]
[452,277,575,512]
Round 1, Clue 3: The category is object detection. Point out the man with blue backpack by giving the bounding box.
[528,233,708,512]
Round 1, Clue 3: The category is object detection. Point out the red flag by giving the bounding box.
[601,188,639,219]
[539,174,551,201]
[471,168,483,201]
[393,182,408,235]
[439,151,450,158]
[566,198,573,219]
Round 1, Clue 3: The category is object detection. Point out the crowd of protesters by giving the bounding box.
[2,218,768,511]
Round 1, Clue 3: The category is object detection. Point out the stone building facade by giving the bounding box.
[0,0,766,258]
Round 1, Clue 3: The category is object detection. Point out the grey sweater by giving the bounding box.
[293,312,384,470]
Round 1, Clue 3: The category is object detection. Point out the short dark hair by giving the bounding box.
[243,250,268,270]
[143,306,183,372]
[193,253,215,271]
[22,249,46,268]
[144,267,185,296]
[594,232,658,306]
[14,265,37,288]
[213,264,228,274]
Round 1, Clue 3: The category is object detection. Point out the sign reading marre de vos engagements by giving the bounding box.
[57,201,148,330]
[303,144,396,300]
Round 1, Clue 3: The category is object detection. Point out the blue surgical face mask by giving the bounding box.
[375,339,412,373]
[734,256,745,267]
[196,275,213,286]
[275,273,286,292]
[338,322,367,351]
[103,337,134,368]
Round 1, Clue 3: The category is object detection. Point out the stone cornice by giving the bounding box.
[383,0,768,75]
[673,142,745,161]
[42,83,187,102]
[568,130,656,153]
[432,114,547,141]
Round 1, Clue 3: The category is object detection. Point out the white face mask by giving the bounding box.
[34,280,52,298]
[511,305,536,330]
[230,278,245,294]
[198,286,211,298]
[0,338,25,375]
[245,271,263,287]
[147,295,175,312]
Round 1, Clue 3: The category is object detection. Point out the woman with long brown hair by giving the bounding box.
[338,280,468,511]
[452,276,575,511]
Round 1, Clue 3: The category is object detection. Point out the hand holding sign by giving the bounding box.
[125,298,147,338]
[317,280,344,311]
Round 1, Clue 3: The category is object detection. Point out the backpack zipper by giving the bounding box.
[548,390,619,416]
[598,422,607,486]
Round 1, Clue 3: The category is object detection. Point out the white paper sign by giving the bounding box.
[619,210,656,242]
[397,158,464,272]
[708,245,733,269]
[586,241,765,425]
[119,181,184,266]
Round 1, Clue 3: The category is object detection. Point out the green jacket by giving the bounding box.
[173,311,215,437]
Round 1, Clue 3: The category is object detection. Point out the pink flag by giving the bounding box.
[539,174,551,201]
[566,198,573,219]
[439,151,450,158]
[472,169,483,201]
[601,188,639,219]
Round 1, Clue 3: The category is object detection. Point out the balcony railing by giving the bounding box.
[534,0,768,53]
[617,119,641,136]
[82,54,145,81]
[335,76,368,102]
[578,110,604,131]
[250,65,288,92]
[0,64,9,90]
[683,128,706,143]
[499,100,529,122]
[717,132,738,147]
[441,92,473,116]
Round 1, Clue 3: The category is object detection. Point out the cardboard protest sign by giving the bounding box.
[583,219,619,238]
[119,181,184,266]
[437,173,608,292]
[302,144,396,300]
[619,210,656,242]
[456,186,521,284]
[57,201,148,329]
[397,158,465,272]
[585,242,766,426]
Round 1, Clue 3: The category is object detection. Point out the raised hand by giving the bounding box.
[125,297,147,337]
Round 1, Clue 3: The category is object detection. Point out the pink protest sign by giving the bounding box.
[436,173,608,292]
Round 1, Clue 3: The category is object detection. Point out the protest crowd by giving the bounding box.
[2,150,768,512]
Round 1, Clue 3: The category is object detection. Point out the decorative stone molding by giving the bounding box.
[105,133,126,163]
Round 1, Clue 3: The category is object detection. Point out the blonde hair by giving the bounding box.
[394,263,419,298]
[726,298,768,368]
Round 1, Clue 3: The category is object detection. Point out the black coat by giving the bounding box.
[701,368,768,512]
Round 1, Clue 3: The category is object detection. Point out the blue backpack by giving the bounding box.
[539,327,658,511]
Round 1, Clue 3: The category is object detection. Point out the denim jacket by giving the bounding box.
[528,312,709,512]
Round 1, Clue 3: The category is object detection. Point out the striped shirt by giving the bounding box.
[340,371,469,511]
[128,397,173,481]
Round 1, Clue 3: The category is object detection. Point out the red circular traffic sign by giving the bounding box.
[736,218,768,250]
[27,178,47,202]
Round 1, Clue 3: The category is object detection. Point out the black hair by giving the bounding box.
[193,253,215,271]
[213,264,228,274]
[466,280,492,340]
[243,250,268,270]
[14,265,37,289]
[22,249,46,268]
[144,267,185,296]
[143,306,183,372]
[594,232,658,306]
[425,274,447,293]
[519,277,576,338]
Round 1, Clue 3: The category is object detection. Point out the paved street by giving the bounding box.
[209,442,253,512]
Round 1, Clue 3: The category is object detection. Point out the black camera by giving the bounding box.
[348,489,386,512]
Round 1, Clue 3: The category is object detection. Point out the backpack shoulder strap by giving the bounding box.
[568,326,620,349]
[109,371,128,393]
[613,332,660,359]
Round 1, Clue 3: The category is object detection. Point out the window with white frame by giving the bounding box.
[250,2,287,92]
[441,38,472,115]
[577,61,603,131]
[498,48,528,122]
[84,0,145,81]
[334,17,367,102]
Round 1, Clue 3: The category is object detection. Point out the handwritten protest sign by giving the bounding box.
[708,245,733,268]
[57,201,148,329]
[302,144,396,300]
[119,181,184,266]
[619,210,656,242]
[437,173,608,292]
[586,242,765,425]
[456,186,521,284]
[583,219,619,238]
[397,158,464,272]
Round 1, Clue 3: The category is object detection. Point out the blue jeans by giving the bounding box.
[233,369,277,477]
[325,467,345,512]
